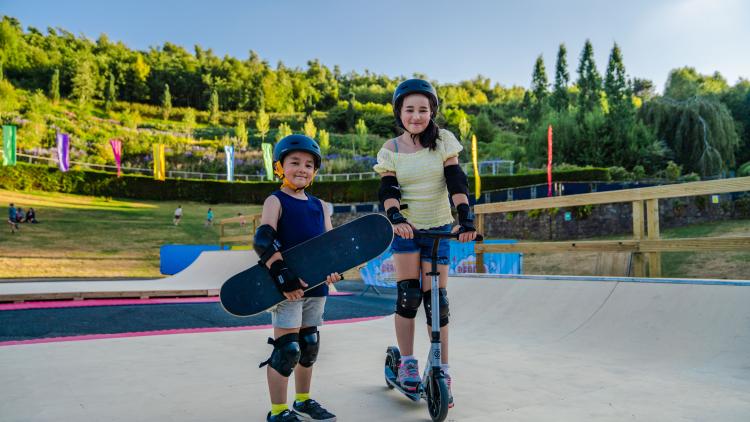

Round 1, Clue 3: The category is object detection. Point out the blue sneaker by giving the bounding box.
[397,358,421,392]
[292,399,336,421]
[267,409,301,422]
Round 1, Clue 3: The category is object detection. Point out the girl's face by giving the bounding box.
[282,151,316,188]
[399,93,432,134]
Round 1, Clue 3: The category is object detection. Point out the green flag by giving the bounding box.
[2,125,17,166]
[262,143,274,181]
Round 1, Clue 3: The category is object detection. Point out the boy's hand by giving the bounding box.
[283,279,308,301]
[325,272,342,286]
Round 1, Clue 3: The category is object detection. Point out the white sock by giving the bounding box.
[400,355,415,364]
[441,363,450,375]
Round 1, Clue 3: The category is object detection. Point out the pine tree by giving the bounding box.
[235,118,248,150]
[208,88,220,125]
[49,68,61,104]
[183,108,196,138]
[551,44,570,111]
[529,55,549,123]
[303,115,317,139]
[604,43,629,111]
[576,40,602,113]
[276,122,292,142]
[161,84,172,120]
[319,129,330,154]
[256,108,270,142]
[71,58,96,107]
[355,118,368,155]
[104,72,116,111]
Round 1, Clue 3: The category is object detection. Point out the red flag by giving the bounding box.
[547,125,553,197]
[110,139,123,177]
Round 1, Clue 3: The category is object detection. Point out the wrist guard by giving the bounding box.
[269,260,303,293]
[386,206,408,225]
[456,203,476,232]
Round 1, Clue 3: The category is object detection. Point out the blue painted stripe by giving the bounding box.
[455,273,750,287]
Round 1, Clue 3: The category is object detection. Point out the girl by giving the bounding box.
[374,79,477,408]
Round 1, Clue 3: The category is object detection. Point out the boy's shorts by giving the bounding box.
[390,223,452,265]
[270,296,326,328]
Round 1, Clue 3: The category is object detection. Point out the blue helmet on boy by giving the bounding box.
[392,79,439,129]
[273,134,322,169]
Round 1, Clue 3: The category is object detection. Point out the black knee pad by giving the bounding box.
[423,288,450,327]
[395,279,422,319]
[298,327,320,368]
[258,333,300,377]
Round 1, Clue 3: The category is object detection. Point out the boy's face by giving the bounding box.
[282,151,316,188]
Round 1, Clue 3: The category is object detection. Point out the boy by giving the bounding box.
[254,134,341,422]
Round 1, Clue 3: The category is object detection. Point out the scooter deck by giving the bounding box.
[384,366,421,402]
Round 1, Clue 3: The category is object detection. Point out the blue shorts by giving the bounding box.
[390,223,451,265]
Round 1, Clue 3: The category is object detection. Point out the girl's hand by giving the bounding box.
[452,225,478,243]
[393,222,415,239]
[325,272,342,285]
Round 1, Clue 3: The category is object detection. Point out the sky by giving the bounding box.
[3,0,749,92]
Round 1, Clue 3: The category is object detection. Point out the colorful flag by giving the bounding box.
[224,145,235,182]
[261,142,274,181]
[547,124,553,197]
[471,134,481,200]
[109,139,123,177]
[56,132,70,172]
[153,144,166,181]
[2,125,16,166]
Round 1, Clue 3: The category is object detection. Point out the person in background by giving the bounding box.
[173,205,183,226]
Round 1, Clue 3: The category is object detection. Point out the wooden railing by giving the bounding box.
[474,177,750,277]
[219,213,261,248]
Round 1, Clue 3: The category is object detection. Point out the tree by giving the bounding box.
[71,57,96,107]
[640,97,739,176]
[208,88,220,125]
[355,118,368,155]
[104,72,116,111]
[319,129,330,154]
[458,114,471,142]
[256,108,270,142]
[235,118,248,150]
[632,78,655,101]
[161,84,172,120]
[183,108,196,138]
[576,39,602,113]
[346,93,357,131]
[276,122,292,142]
[303,115,317,139]
[665,67,730,100]
[529,55,549,122]
[551,44,570,112]
[49,68,60,104]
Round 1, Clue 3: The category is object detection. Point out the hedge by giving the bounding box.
[0,163,610,204]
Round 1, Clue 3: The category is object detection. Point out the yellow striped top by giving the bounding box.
[373,129,463,229]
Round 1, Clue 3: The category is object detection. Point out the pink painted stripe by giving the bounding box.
[0,292,355,311]
[0,315,385,347]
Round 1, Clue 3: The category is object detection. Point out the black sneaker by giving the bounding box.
[292,399,337,422]
[267,409,302,422]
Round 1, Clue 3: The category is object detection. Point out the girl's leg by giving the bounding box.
[267,327,299,405]
[421,262,450,365]
[393,252,421,356]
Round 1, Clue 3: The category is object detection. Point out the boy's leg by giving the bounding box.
[294,297,326,396]
[267,327,300,405]
[266,301,304,416]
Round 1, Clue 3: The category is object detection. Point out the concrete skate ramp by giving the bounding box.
[0,250,255,301]
[1,276,749,421]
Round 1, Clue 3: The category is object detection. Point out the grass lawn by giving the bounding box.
[0,189,261,278]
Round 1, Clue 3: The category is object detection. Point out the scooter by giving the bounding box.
[384,229,482,422]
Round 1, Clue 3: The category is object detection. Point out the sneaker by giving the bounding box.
[267,409,302,422]
[292,399,337,422]
[445,372,454,408]
[397,358,421,392]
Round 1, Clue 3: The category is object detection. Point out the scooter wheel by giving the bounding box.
[384,346,401,389]
[425,372,449,422]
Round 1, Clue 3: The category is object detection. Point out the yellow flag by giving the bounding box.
[471,134,481,200]
[153,144,166,181]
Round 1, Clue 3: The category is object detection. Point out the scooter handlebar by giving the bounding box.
[414,229,484,242]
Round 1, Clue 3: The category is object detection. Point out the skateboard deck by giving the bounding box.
[220,213,393,317]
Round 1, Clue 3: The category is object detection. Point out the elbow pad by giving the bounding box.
[378,175,401,205]
[253,224,282,265]
[444,164,469,197]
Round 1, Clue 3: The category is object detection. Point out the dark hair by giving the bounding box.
[394,93,440,151]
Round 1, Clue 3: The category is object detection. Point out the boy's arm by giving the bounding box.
[320,199,333,232]
[258,196,283,267]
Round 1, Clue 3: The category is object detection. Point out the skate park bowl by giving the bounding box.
[1,177,749,420]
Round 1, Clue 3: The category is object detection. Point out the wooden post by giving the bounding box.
[220,221,225,249]
[475,213,485,273]
[632,200,645,277]
[646,198,662,277]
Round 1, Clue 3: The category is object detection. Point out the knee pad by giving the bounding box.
[258,333,300,377]
[395,279,422,319]
[298,327,320,368]
[423,288,450,327]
